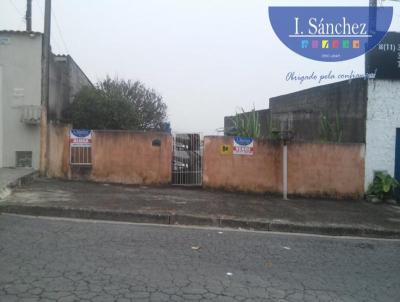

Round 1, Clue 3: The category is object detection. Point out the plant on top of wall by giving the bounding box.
[367,172,400,204]
[231,107,261,139]
[269,119,281,141]
[319,111,343,143]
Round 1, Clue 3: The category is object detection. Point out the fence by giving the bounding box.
[46,125,366,198]
[47,124,172,185]
[203,136,365,199]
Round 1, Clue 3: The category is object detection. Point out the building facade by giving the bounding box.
[0,31,91,169]
[365,80,400,190]
[224,78,400,192]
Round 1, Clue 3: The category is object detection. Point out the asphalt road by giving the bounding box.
[0,215,399,302]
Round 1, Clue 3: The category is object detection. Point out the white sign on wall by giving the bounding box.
[70,129,92,147]
[233,137,254,156]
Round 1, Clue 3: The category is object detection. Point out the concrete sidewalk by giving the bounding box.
[0,168,37,199]
[1,178,400,238]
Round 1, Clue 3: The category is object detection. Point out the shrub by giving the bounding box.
[367,172,399,202]
[231,107,261,139]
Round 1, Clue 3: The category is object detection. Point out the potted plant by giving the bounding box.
[367,172,400,204]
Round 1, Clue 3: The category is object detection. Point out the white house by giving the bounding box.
[365,80,400,190]
[0,30,91,169]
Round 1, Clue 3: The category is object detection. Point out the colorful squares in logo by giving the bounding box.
[322,40,329,49]
[332,40,340,49]
[301,40,309,49]
[311,40,318,49]
[352,40,360,49]
[300,39,361,51]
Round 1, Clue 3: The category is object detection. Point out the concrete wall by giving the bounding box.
[203,136,365,198]
[203,136,281,193]
[269,79,368,143]
[47,123,70,179]
[287,143,365,198]
[90,131,172,185]
[49,55,92,122]
[0,66,3,167]
[0,32,42,169]
[47,128,365,198]
[47,125,173,185]
[365,80,400,189]
[49,56,69,122]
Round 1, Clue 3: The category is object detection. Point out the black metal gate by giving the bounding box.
[172,133,202,186]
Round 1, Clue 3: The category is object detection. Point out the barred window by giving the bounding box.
[16,151,32,167]
[70,146,92,166]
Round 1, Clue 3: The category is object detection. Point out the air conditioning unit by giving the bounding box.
[20,105,41,125]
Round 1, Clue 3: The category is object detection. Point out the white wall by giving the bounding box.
[365,80,400,190]
[0,33,42,169]
[0,66,3,167]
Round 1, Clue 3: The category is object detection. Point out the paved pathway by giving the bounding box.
[0,168,35,188]
[0,214,399,301]
[0,168,35,199]
[2,178,400,237]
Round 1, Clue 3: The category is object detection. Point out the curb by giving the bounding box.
[8,171,39,188]
[0,171,38,200]
[1,204,399,239]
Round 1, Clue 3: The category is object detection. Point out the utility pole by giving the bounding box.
[39,0,51,176]
[26,0,32,32]
[283,140,288,200]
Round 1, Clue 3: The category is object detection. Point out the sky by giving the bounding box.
[1,0,400,134]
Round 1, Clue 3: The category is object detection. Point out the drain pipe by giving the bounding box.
[283,140,288,200]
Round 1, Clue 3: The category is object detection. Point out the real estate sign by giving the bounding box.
[70,129,92,147]
[233,137,254,156]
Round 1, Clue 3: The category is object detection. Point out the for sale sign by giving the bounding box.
[70,129,92,147]
[233,137,254,156]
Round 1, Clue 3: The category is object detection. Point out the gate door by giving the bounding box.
[172,133,202,186]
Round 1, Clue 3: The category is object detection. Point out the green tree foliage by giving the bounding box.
[67,77,167,130]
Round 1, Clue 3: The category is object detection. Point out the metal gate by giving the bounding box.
[172,133,202,186]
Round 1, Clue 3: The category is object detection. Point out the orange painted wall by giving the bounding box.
[90,131,172,185]
[287,143,365,199]
[47,123,70,179]
[47,125,172,185]
[203,136,282,193]
[47,126,365,198]
[203,136,365,199]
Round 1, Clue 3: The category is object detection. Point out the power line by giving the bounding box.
[33,0,44,18]
[8,0,25,19]
[33,0,68,54]
[51,6,70,54]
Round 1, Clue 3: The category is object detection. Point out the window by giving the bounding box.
[16,151,32,167]
[70,146,92,166]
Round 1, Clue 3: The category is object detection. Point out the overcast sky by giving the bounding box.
[1,0,399,133]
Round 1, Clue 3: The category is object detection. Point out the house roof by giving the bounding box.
[53,54,94,87]
[0,30,42,36]
[0,30,93,86]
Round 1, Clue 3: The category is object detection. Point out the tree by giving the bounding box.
[67,77,167,130]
